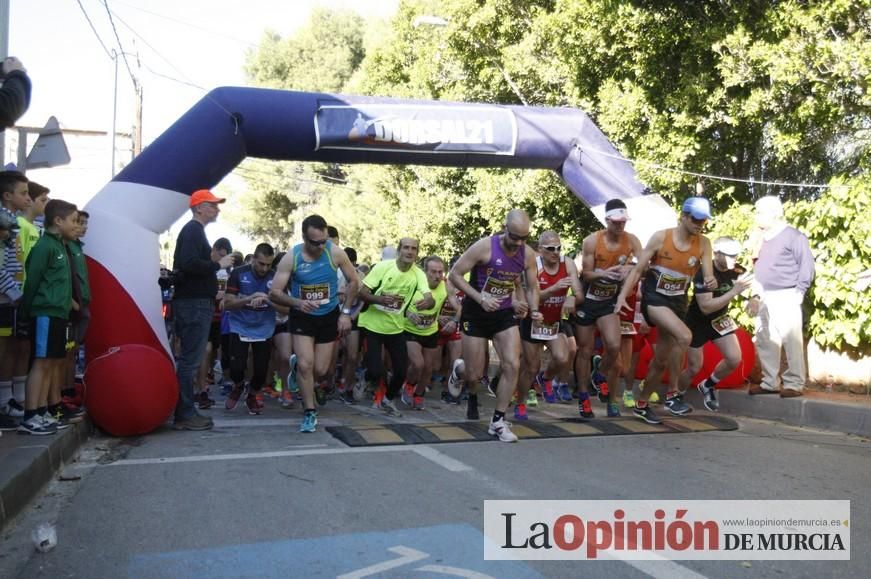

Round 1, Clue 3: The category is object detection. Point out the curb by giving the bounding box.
[684,388,871,438]
[0,419,92,532]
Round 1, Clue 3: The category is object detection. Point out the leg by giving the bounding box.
[754,301,782,392]
[518,339,541,406]
[383,333,408,401]
[770,294,806,391]
[596,314,623,404]
[292,334,318,410]
[490,326,521,414]
[406,339,425,386]
[460,335,488,395]
[679,346,704,392]
[173,299,213,419]
[573,324,595,394]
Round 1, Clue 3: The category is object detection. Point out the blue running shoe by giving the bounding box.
[557,381,573,402]
[607,402,621,417]
[300,411,318,433]
[536,372,556,403]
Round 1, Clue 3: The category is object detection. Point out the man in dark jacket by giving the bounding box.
[171,189,233,430]
[0,57,31,130]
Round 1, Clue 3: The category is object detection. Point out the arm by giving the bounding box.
[175,226,222,275]
[448,239,494,310]
[794,231,815,297]
[20,243,48,317]
[222,269,269,311]
[564,258,583,309]
[699,236,716,290]
[333,247,360,336]
[268,253,297,308]
[523,247,542,322]
[614,230,664,314]
[357,264,398,308]
[697,274,753,315]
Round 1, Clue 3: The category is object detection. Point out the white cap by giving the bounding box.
[713,237,741,256]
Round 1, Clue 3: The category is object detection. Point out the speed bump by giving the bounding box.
[325,414,738,447]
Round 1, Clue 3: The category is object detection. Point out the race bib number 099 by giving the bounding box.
[300,284,331,305]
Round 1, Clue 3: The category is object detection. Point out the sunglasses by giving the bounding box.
[689,216,708,225]
[305,237,328,247]
[541,245,561,253]
[506,231,529,242]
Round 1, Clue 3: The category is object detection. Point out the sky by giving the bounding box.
[6,0,399,252]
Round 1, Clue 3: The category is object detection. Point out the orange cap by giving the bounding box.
[189,189,226,207]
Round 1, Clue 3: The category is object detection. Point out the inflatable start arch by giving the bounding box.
[82,88,675,434]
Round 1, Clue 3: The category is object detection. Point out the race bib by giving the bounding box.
[711,313,738,336]
[530,319,560,341]
[411,312,436,330]
[300,283,331,305]
[585,278,619,301]
[620,321,637,336]
[375,294,406,314]
[481,276,515,300]
[655,273,690,297]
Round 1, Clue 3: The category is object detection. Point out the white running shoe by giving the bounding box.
[488,417,518,442]
[447,358,464,397]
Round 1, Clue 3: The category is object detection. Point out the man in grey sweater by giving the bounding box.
[747,196,815,397]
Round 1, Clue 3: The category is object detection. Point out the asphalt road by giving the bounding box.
[1,393,866,578]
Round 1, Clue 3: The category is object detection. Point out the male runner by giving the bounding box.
[615,197,716,424]
[269,215,359,433]
[575,199,642,418]
[449,209,542,442]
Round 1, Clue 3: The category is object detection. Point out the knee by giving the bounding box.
[297,357,314,377]
[675,329,692,350]
[502,357,520,375]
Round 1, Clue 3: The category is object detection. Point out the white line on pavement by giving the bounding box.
[411,446,474,472]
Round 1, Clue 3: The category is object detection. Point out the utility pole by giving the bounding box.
[0,0,10,166]
[134,84,142,156]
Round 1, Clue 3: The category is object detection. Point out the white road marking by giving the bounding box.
[337,546,428,579]
[412,446,474,472]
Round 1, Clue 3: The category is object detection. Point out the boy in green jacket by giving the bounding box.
[19,200,80,435]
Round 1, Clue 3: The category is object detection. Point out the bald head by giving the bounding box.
[539,230,559,246]
[506,209,530,231]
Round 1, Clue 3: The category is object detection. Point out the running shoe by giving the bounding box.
[638,380,660,404]
[287,354,300,393]
[482,374,494,397]
[280,389,296,409]
[262,384,279,399]
[623,389,636,408]
[447,358,464,397]
[315,383,327,407]
[225,385,244,410]
[338,389,355,405]
[353,369,368,402]
[300,411,318,433]
[607,402,621,417]
[664,392,693,416]
[0,413,19,430]
[43,411,70,431]
[466,394,479,420]
[488,417,518,442]
[578,397,594,419]
[440,391,461,405]
[633,404,662,424]
[196,391,215,410]
[3,398,24,418]
[557,381,573,402]
[536,372,556,403]
[513,403,528,421]
[400,383,415,407]
[212,360,223,386]
[526,388,538,407]
[591,373,609,403]
[697,381,719,412]
[18,415,57,436]
[246,393,264,415]
[58,404,85,424]
[412,395,425,410]
[371,382,386,409]
[381,397,403,417]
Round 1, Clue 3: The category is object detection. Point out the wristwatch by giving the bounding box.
[341,306,353,315]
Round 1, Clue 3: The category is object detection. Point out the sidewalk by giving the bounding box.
[0,419,91,531]
[1,385,870,531]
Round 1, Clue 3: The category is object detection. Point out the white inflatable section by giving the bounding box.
[590,193,677,247]
[84,182,191,357]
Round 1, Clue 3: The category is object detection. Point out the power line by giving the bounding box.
[109,0,259,48]
[578,145,835,190]
[75,0,113,59]
[101,0,139,90]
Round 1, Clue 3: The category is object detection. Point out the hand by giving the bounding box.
[381,293,401,309]
[529,309,544,322]
[638,321,651,335]
[218,255,234,269]
[297,299,320,313]
[337,314,351,338]
[605,265,626,281]
[562,301,576,316]
[704,276,718,290]
[733,273,753,295]
[71,299,80,312]
[512,300,529,318]
[553,277,573,290]
[406,312,422,325]
[479,294,501,312]
[2,57,25,75]
[747,296,761,316]
[613,296,630,316]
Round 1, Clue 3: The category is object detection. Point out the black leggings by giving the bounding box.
[364,330,408,400]
[229,334,271,391]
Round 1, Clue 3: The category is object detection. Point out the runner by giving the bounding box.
[449,209,542,442]
[401,255,459,410]
[357,238,434,417]
[515,231,581,420]
[269,215,360,433]
[615,197,716,424]
[575,199,642,418]
[677,236,753,411]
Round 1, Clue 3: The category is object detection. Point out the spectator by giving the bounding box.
[19,199,80,434]
[747,196,815,398]
[171,189,234,430]
[0,57,31,130]
[65,210,91,411]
